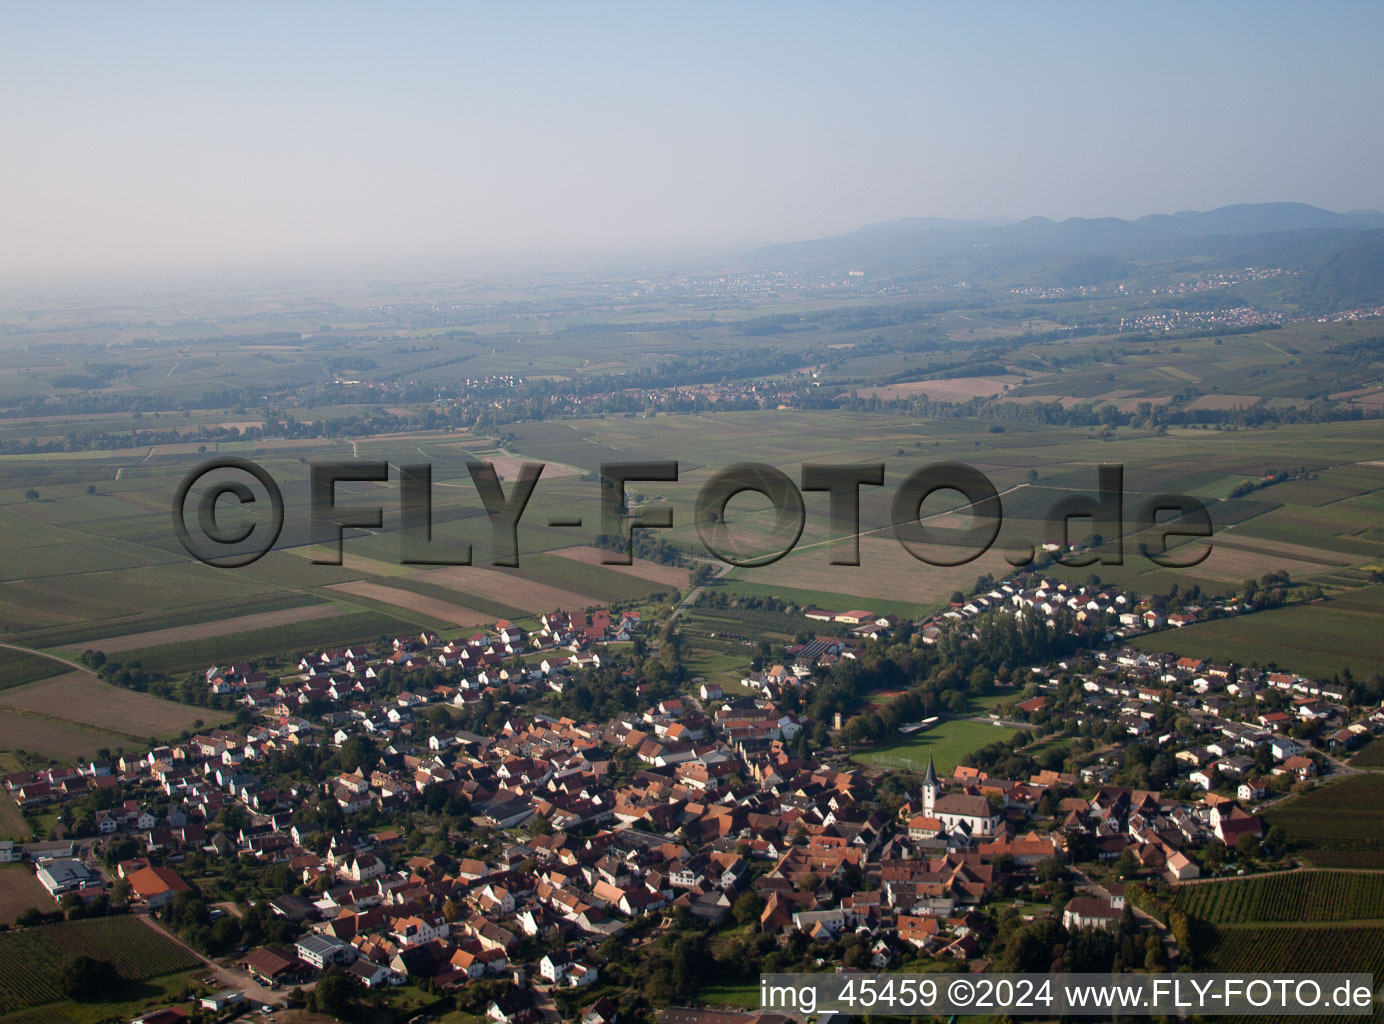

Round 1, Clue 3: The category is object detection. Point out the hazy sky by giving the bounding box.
[3,2,1382,281]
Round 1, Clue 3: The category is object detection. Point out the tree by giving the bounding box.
[313,965,362,1018]
[24,489,39,501]
[1265,825,1289,852]
[57,955,120,1000]
[733,891,764,926]
[1114,848,1139,880]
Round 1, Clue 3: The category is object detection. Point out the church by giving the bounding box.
[921,755,1004,838]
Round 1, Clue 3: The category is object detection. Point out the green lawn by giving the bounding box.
[852,717,1023,774]
[697,982,762,1009]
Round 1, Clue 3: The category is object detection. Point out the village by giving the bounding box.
[3,572,1383,1024]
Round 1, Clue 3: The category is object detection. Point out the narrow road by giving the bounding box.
[0,642,88,673]
[132,912,300,1005]
[1069,865,1180,967]
[666,561,733,627]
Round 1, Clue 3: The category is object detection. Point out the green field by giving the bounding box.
[1199,922,1384,988]
[114,607,432,675]
[1175,870,1384,924]
[1263,774,1384,869]
[718,579,931,620]
[1132,586,1384,681]
[696,983,761,1008]
[852,717,1023,774]
[1351,740,1384,768]
[0,916,202,1014]
[0,650,65,692]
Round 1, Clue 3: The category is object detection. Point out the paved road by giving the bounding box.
[666,561,733,627]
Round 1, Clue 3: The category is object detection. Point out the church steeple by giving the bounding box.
[921,754,939,813]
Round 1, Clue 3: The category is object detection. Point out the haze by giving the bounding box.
[3,1,1383,283]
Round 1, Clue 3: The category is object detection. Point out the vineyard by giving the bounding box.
[1203,924,1384,1024]
[0,916,200,1014]
[1175,870,1384,924]
[1263,773,1384,868]
[1352,739,1384,768]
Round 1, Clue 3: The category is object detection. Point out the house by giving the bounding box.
[296,934,357,970]
[487,988,539,1024]
[244,946,302,985]
[1277,755,1317,780]
[199,992,246,1012]
[348,959,396,988]
[581,997,619,1024]
[126,866,191,909]
[1062,896,1121,931]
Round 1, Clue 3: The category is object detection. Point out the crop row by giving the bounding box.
[0,917,199,1014]
[1176,870,1384,924]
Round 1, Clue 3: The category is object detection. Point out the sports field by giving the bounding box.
[852,718,1023,775]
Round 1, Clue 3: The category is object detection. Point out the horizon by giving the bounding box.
[4,2,1384,285]
[3,198,1380,302]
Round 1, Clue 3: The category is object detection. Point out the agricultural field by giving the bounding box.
[112,608,427,676]
[1174,870,1384,924]
[0,865,50,924]
[74,600,341,655]
[852,718,1023,774]
[0,403,1379,674]
[0,649,64,692]
[1351,740,1384,768]
[1199,922,1384,986]
[548,545,690,589]
[1263,774,1384,869]
[854,374,1031,402]
[1131,586,1384,682]
[0,671,221,739]
[0,791,30,840]
[0,916,201,1014]
[0,713,134,766]
[327,580,493,628]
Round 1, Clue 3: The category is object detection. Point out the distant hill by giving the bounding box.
[748,203,1384,311]
[1293,229,1384,313]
